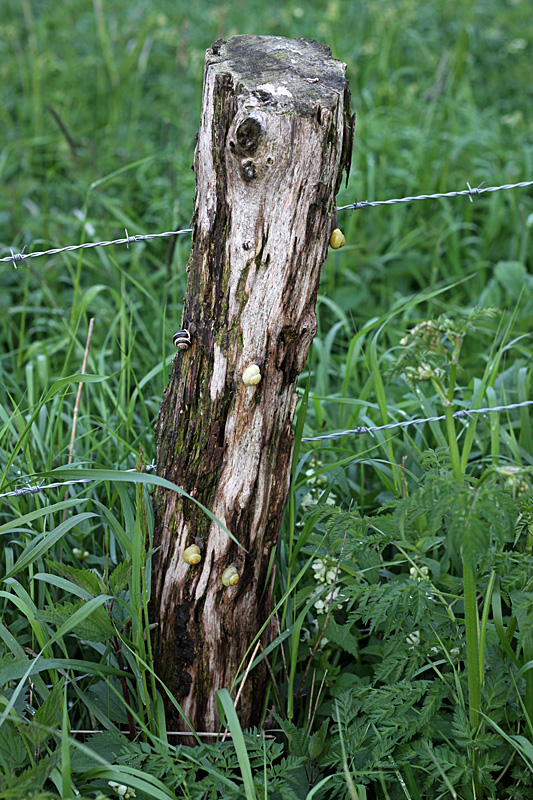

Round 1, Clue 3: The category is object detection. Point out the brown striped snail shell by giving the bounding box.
[173,329,191,350]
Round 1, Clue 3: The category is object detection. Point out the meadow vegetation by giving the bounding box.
[1,0,532,798]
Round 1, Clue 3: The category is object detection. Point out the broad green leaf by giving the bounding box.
[25,678,65,748]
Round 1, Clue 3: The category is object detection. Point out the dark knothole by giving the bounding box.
[241,160,257,181]
[236,117,263,155]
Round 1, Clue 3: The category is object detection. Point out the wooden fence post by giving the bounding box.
[151,34,354,732]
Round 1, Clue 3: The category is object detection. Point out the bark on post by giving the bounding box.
[152,35,354,732]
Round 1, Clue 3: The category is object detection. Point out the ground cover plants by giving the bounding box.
[1,0,532,797]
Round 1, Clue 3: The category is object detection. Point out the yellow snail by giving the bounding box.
[242,363,261,386]
[222,566,240,587]
[183,544,202,565]
[173,329,191,350]
[329,228,346,249]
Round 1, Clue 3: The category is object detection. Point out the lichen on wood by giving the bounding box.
[151,34,354,732]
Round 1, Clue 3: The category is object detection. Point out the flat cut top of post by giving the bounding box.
[208,35,347,114]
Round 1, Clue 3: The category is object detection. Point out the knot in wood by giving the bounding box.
[236,117,263,155]
[241,160,257,182]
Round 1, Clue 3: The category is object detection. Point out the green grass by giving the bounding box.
[1,0,533,798]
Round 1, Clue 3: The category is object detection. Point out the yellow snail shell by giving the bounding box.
[242,363,261,386]
[183,544,202,565]
[329,228,346,249]
[222,566,240,587]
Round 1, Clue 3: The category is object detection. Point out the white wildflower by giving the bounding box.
[325,568,337,584]
[108,782,136,799]
[507,38,527,53]
[300,492,314,511]
[312,559,327,582]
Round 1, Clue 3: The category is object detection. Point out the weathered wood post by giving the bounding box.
[151,35,354,732]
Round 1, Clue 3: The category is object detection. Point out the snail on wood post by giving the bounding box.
[183,544,202,565]
[221,566,240,587]
[329,228,346,249]
[173,329,192,350]
[242,363,261,386]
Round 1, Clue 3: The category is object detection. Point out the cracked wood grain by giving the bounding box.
[151,34,354,732]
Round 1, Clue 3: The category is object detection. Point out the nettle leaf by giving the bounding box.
[308,719,329,761]
[37,599,116,642]
[0,752,59,798]
[46,560,105,597]
[70,730,129,772]
[494,260,530,298]
[353,546,381,584]
[0,653,32,687]
[110,560,132,595]
[270,710,309,758]
[1,685,30,719]
[25,678,65,747]
[88,680,129,724]
[0,722,29,770]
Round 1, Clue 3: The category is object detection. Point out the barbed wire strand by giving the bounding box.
[1,228,193,266]
[2,179,532,266]
[336,179,533,211]
[0,464,156,499]
[301,399,533,442]
[1,402,531,497]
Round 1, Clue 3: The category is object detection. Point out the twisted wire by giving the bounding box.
[1,401,531,496]
[336,179,533,211]
[2,179,532,266]
[301,399,533,442]
[1,229,192,266]
[0,464,156,499]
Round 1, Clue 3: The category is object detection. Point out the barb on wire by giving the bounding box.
[2,178,532,267]
[0,228,193,265]
[2,400,531,497]
[301,399,533,442]
[0,464,156,500]
[336,179,533,211]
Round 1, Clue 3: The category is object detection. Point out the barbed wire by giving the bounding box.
[301,399,533,442]
[1,401,530,497]
[336,179,533,211]
[0,464,156,499]
[0,228,193,267]
[2,179,532,267]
